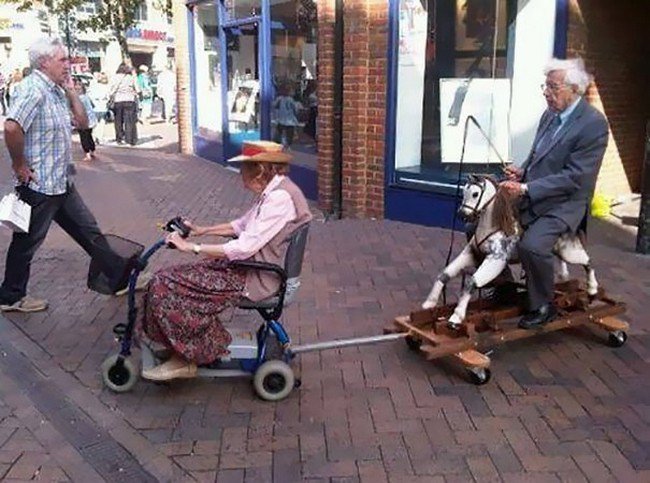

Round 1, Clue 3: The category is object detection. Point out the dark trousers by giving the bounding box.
[304,107,317,140]
[274,125,295,146]
[0,185,106,304]
[113,101,138,145]
[518,215,569,311]
[78,128,96,153]
[0,88,5,115]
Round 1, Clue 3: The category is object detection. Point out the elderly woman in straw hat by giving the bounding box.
[141,141,312,381]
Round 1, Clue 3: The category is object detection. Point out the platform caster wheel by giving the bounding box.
[101,355,138,393]
[608,330,627,348]
[467,367,491,386]
[253,360,295,401]
[405,335,422,351]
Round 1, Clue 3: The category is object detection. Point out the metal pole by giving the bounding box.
[290,332,408,354]
[331,0,344,219]
[65,9,72,54]
[636,120,650,254]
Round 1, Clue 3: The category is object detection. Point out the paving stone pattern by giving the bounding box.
[0,135,649,482]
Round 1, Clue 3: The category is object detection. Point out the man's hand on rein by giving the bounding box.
[500,180,525,197]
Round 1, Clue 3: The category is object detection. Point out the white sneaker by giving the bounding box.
[0,295,48,313]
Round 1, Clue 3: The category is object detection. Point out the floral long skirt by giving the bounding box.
[141,259,246,365]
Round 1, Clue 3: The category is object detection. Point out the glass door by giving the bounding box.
[222,23,262,158]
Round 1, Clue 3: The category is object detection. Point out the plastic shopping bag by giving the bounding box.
[0,192,31,233]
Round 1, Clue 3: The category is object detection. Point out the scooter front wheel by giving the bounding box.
[253,360,295,401]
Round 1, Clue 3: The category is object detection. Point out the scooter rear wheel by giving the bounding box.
[253,360,295,401]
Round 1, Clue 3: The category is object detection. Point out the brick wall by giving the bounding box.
[317,0,389,218]
[173,0,194,155]
[316,0,336,212]
[567,0,650,197]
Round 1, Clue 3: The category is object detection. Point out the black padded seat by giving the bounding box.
[231,223,310,321]
[237,296,280,309]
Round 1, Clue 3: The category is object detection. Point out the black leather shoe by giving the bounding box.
[518,304,558,330]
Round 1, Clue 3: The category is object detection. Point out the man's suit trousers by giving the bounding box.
[518,215,569,311]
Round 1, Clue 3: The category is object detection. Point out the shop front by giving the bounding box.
[385,0,567,227]
[187,0,319,199]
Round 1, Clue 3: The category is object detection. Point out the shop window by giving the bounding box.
[394,0,515,192]
[270,0,318,161]
[135,2,149,22]
[224,0,261,19]
[193,3,223,141]
[77,1,98,15]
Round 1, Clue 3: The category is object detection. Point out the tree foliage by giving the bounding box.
[10,0,149,59]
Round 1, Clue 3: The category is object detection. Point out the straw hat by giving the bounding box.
[228,140,292,164]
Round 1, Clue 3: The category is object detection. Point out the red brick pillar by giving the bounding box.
[317,0,389,218]
[317,0,336,213]
[173,0,194,155]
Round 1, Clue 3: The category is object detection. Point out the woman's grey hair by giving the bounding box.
[28,37,66,70]
[544,57,592,95]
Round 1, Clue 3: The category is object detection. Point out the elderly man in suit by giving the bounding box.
[501,58,609,329]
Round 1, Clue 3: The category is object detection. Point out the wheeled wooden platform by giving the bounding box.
[385,280,629,384]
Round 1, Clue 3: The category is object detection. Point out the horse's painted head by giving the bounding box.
[458,174,520,236]
[458,174,499,221]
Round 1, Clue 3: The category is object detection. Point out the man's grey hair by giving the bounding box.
[28,37,66,70]
[544,57,592,95]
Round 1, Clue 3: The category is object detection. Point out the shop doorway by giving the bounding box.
[189,0,318,197]
[223,22,263,158]
[130,52,153,70]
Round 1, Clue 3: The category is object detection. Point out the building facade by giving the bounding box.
[176,0,650,227]
[0,4,55,71]
[73,0,175,75]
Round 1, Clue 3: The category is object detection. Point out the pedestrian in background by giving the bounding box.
[6,68,23,107]
[137,64,153,121]
[272,81,301,149]
[75,79,98,162]
[88,72,109,144]
[156,65,176,123]
[109,63,139,146]
[0,68,6,115]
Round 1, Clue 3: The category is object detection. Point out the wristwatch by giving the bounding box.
[192,243,202,255]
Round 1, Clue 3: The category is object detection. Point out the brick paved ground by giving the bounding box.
[0,121,649,482]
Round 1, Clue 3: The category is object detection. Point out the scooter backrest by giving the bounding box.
[284,223,309,279]
[283,223,309,305]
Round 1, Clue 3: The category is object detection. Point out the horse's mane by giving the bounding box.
[485,176,520,237]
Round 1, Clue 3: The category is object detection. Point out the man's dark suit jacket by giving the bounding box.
[520,98,609,232]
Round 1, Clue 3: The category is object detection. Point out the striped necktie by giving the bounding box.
[534,114,561,158]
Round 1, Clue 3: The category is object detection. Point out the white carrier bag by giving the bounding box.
[0,191,31,233]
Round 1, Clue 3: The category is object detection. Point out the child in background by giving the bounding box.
[272,81,301,149]
[75,80,98,162]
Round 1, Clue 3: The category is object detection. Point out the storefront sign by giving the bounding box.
[0,18,24,30]
[126,28,173,43]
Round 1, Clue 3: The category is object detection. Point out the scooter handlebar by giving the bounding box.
[164,216,191,249]
[165,216,191,238]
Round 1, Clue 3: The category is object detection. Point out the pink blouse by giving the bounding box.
[222,175,297,260]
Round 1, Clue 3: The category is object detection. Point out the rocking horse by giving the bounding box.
[422,174,598,329]
[385,174,629,385]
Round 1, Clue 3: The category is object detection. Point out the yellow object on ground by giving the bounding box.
[591,192,612,219]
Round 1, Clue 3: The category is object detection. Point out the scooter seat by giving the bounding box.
[237,296,280,309]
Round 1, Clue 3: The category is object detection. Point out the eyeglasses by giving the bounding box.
[540,82,567,93]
